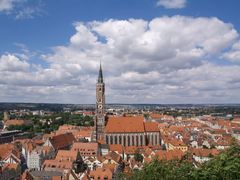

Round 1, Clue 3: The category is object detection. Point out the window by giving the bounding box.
[140,135,143,146]
[110,136,113,144]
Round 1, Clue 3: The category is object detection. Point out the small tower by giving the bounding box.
[93,62,105,142]
[73,151,87,174]
[3,111,10,122]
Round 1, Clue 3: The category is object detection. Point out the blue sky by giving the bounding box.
[1,0,240,55]
[0,0,240,104]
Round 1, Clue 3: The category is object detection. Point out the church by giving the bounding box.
[93,64,160,147]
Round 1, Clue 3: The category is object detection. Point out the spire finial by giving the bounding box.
[98,60,103,83]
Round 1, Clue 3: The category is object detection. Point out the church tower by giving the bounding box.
[93,62,105,141]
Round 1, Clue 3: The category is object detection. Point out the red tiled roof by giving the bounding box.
[89,168,113,180]
[190,148,220,157]
[72,142,98,151]
[71,142,98,157]
[0,144,20,161]
[168,139,186,146]
[71,142,98,152]
[102,164,117,173]
[141,147,153,157]
[109,144,123,154]
[43,159,72,170]
[33,139,44,145]
[104,151,122,163]
[73,129,92,139]
[168,125,185,133]
[144,122,159,132]
[158,123,168,128]
[52,176,62,180]
[105,116,145,133]
[155,149,184,161]
[55,150,78,161]
[124,146,138,155]
[49,133,76,150]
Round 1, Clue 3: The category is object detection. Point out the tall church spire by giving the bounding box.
[98,61,103,83]
[93,60,105,142]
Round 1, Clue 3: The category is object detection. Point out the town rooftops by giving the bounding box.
[144,122,159,132]
[0,143,20,161]
[109,144,123,154]
[190,148,220,157]
[168,139,187,146]
[49,132,76,150]
[155,149,184,161]
[105,116,145,133]
[55,150,78,161]
[43,159,73,170]
[89,168,113,180]
[71,142,98,151]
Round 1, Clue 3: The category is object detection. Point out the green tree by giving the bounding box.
[134,150,144,163]
[128,144,240,180]
[73,151,87,173]
[193,143,240,180]
[130,159,194,180]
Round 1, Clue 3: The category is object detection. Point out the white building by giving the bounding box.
[27,148,44,170]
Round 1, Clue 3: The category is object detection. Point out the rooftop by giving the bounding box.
[105,116,145,133]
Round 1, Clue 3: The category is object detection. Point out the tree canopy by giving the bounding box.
[121,143,240,180]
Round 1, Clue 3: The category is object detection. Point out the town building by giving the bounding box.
[43,132,76,151]
[0,144,21,165]
[27,147,44,170]
[71,142,99,159]
[104,116,160,146]
[167,139,188,152]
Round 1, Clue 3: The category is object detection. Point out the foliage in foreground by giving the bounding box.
[119,143,240,180]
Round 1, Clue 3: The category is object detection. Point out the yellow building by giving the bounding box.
[167,139,188,152]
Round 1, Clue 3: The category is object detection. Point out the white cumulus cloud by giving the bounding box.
[1,16,240,103]
[0,54,30,72]
[223,41,240,62]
